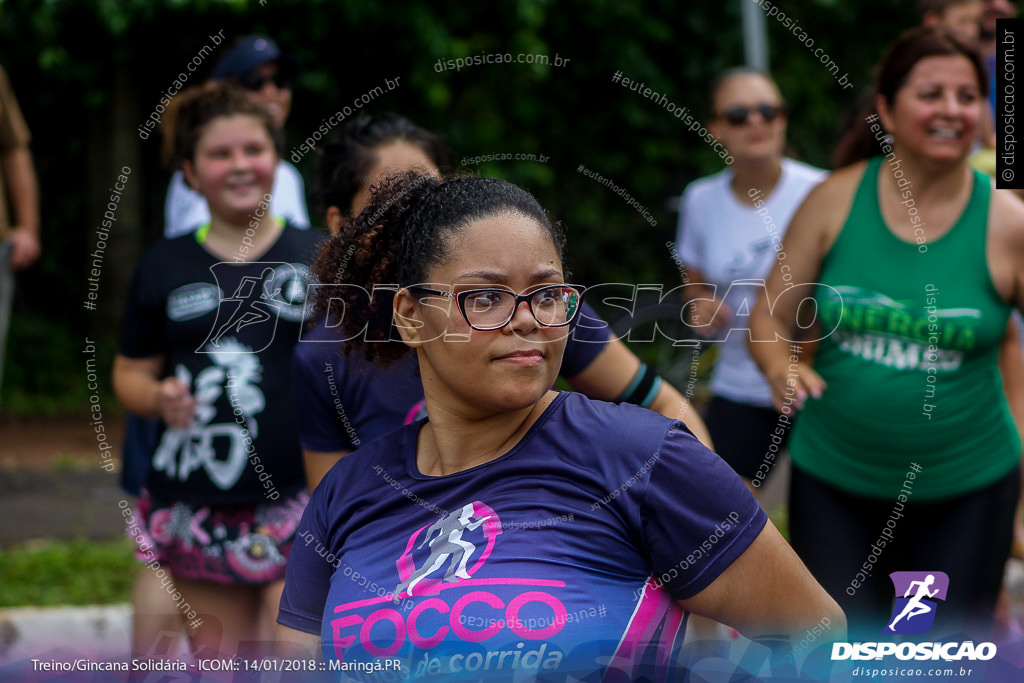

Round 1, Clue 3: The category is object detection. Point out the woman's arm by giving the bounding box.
[682,265,731,333]
[273,623,322,658]
[748,172,852,412]
[565,335,713,448]
[646,380,713,449]
[981,182,1024,558]
[1,146,41,269]
[997,318,1024,557]
[112,354,195,429]
[998,319,1024,439]
[679,520,846,642]
[303,449,352,492]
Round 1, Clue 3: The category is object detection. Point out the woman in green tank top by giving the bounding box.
[750,26,1024,638]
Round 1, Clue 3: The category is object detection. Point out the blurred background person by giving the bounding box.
[980,0,1017,67]
[920,0,984,40]
[114,82,319,657]
[0,63,40,402]
[0,64,39,270]
[979,0,1016,149]
[122,36,314,656]
[674,68,825,494]
[750,26,1024,638]
[163,34,309,237]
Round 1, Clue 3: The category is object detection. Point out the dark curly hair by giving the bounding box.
[309,170,566,364]
[161,81,285,169]
[314,112,453,217]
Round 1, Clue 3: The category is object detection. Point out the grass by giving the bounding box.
[0,538,138,608]
[51,453,90,472]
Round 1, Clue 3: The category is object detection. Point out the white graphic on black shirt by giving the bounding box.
[207,268,279,348]
[198,262,311,354]
[153,337,264,490]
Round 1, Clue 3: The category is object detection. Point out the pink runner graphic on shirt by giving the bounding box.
[393,501,502,598]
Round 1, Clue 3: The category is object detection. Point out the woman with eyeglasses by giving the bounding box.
[750,26,1024,637]
[296,112,711,491]
[275,169,844,677]
[674,68,825,493]
[163,35,310,237]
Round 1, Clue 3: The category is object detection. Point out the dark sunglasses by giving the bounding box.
[238,70,293,92]
[718,103,786,126]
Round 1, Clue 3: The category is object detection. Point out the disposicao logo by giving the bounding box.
[883,571,948,635]
[831,571,997,662]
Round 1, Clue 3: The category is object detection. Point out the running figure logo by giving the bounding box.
[199,262,310,353]
[883,571,949,635]
[208,268,279,346]
[393,502,499,599]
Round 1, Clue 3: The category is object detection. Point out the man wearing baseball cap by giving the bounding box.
[163,34,310,237]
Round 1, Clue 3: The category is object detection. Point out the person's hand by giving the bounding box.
[157,377,196,429]
[688,297,731,336]
[766,361,826,414]
[6,227,40,270]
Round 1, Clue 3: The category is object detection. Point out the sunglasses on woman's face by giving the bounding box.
[238,70,293,92]
[718,103,786,126]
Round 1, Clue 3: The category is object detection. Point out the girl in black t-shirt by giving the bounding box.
[113,83,320,658]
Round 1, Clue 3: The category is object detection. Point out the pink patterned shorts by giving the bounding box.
[131,489,309,584]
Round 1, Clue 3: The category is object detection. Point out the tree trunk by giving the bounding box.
[88,64,143,334]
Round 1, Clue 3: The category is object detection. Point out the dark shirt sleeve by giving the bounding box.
[638,421,768,600]
[292,340,356,453]
[560,302,611,377]
[118,251,168,359]
[278,483,335,634]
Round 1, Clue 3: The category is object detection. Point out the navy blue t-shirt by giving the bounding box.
[293,303,611,454]
[278,392,766,681]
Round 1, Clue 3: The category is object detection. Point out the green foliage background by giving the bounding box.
[0,0,916,411]
[0,538,137,606]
